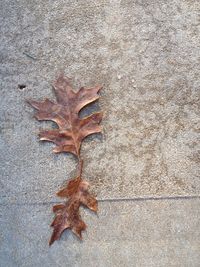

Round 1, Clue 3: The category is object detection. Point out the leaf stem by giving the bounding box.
[77,158,83,178]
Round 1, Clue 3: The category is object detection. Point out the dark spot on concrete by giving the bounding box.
[18,84,26,90]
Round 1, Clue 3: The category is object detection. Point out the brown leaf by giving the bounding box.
[28,75,103,157]
[28,75,103,245]
[49,177,97,245]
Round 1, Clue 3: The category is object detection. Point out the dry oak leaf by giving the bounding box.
[28,75,103,157]
[49,177,97,245]
[28,75,102,245]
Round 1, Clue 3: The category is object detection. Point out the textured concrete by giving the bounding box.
[0,0,200,266]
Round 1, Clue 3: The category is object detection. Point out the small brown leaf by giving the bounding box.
[49,177,97,245]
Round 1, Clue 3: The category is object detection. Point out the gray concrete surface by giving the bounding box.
[0,0,200,266]
[1,199,200,267]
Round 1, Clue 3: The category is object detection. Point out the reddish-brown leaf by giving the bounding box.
[28,75,103,157]
[49,177,97,245]
[28,75,102,245]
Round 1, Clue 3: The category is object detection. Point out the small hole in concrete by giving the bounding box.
[18,84,26,90]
